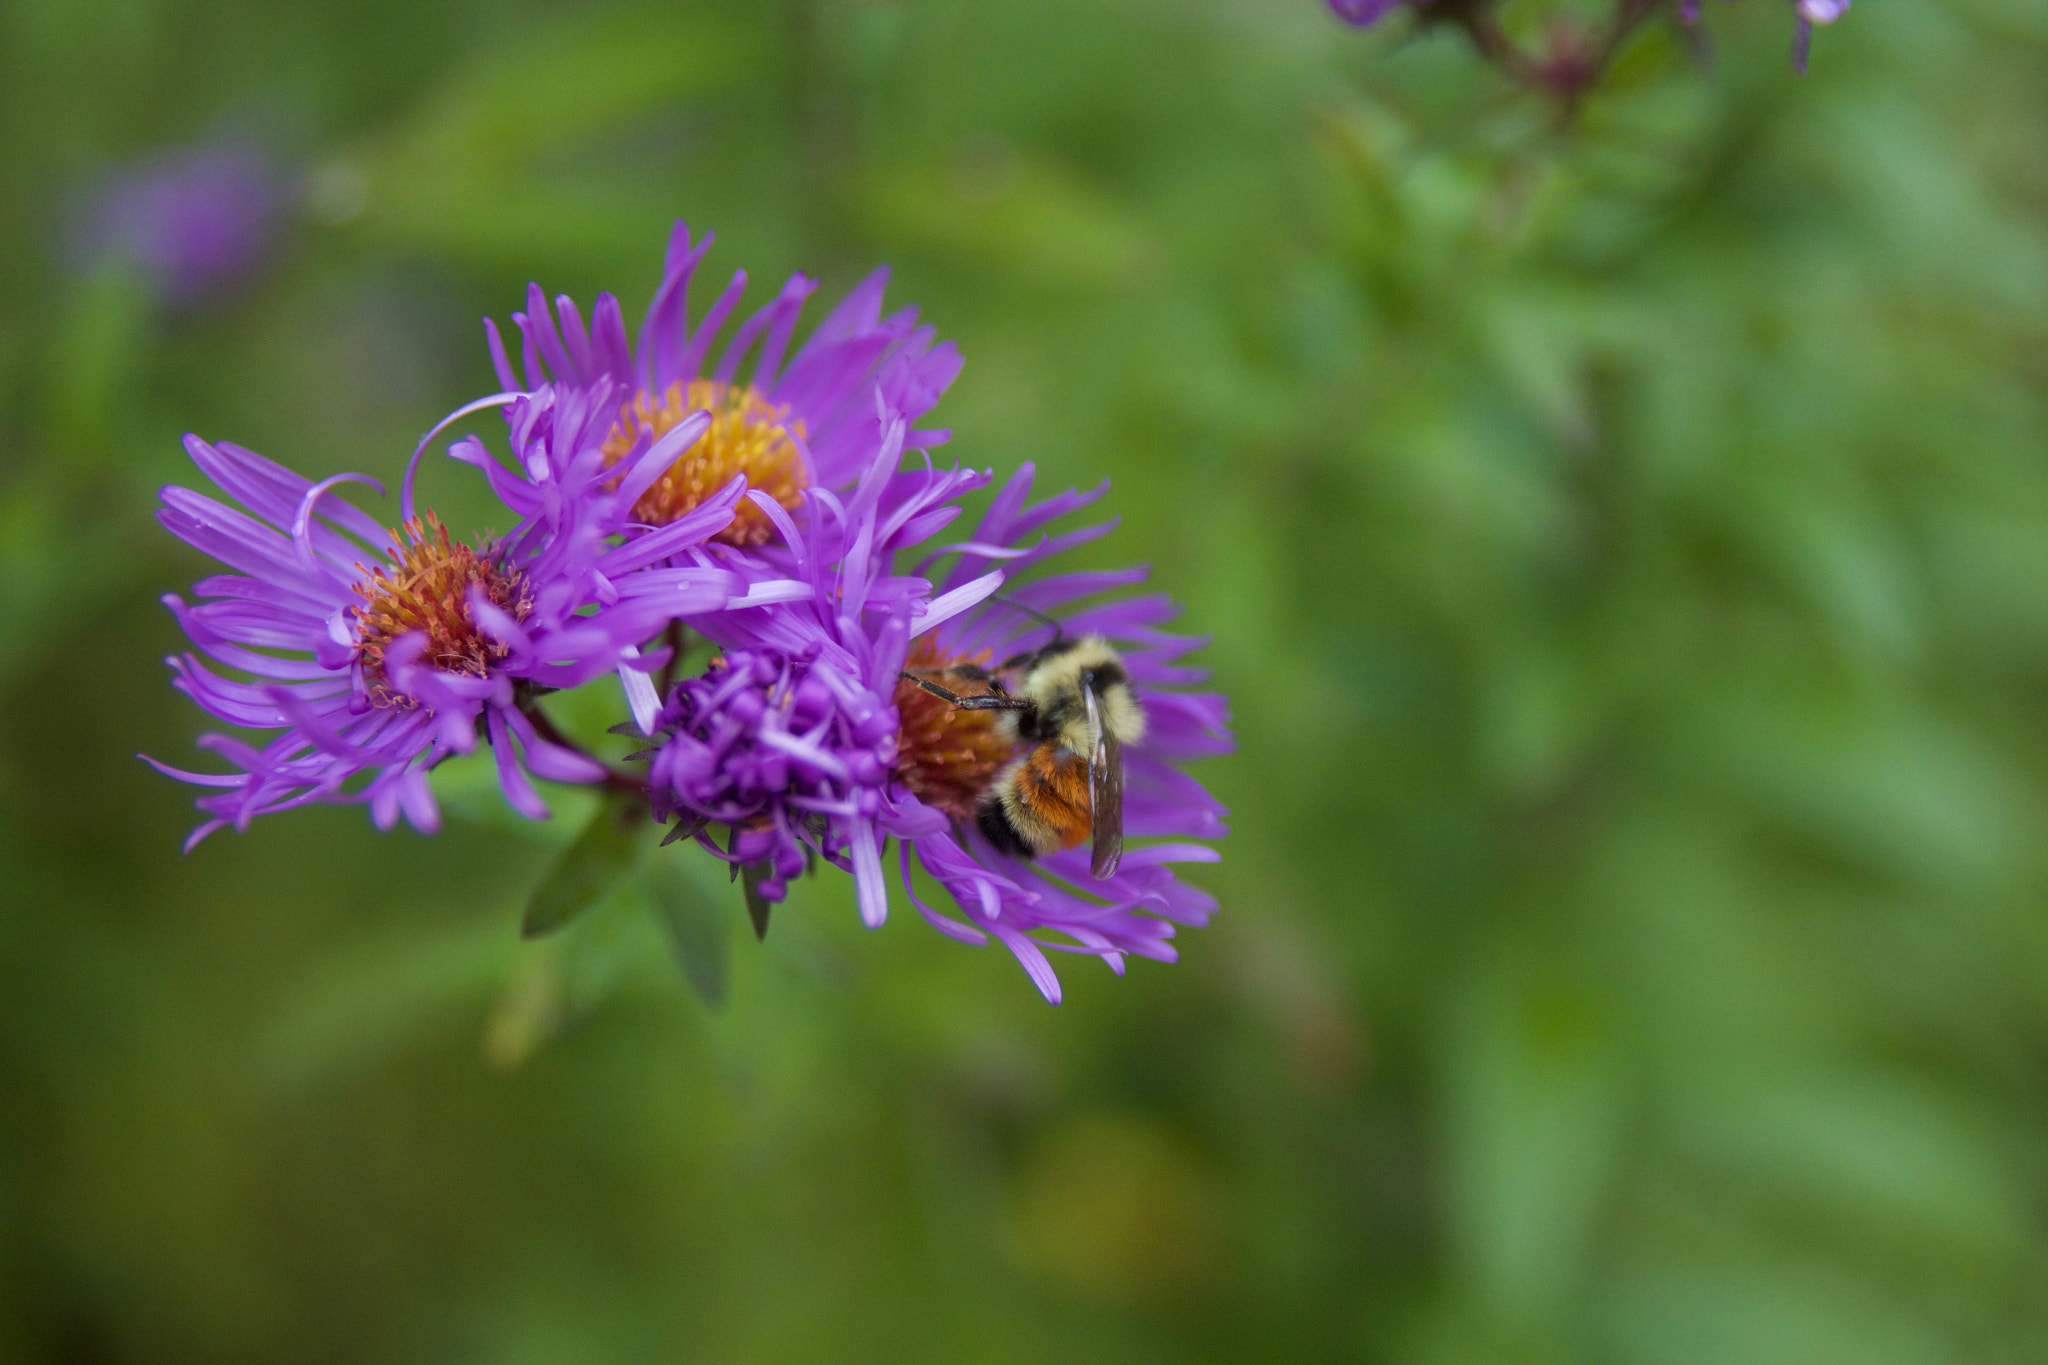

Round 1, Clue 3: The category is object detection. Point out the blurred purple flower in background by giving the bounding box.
[1325,0,1853,87]
[1791,0,1849,71]
[79,140,283,307]
[1326,0,1409,26]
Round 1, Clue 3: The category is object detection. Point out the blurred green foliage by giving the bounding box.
[4,0,2048,1360]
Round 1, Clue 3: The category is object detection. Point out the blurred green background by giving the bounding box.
[6,0,2048,1360]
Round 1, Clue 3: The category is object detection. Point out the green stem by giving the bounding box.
[658,620,686,698]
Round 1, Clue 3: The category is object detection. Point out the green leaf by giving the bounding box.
[739,861,774,942]
[521,794,645,939]
[643,858,728,1008]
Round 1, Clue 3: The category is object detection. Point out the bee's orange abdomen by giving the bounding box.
[1013,744,1092,852]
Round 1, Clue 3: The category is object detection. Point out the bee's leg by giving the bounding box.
[899,673,1034,711]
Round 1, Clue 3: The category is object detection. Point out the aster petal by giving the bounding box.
[1100,843,1221,869]
[848,816,889,928]
[723,579,814,608]
[1007,567,1152,614]
[179,598,331,651]
[812,267,892,341]
[182,434,386,547]
[988,924,1063,1004]
[448,436,542,518]
[522,282,578,386]
[401,392,524,524]
[877,333,962,424]
[1003,516,1117,576]
[598,471,741,575]
[501,706,609,785]
[758,728,852,780]
[394,764,442,834]
[170,664,326,729]
[677,268,748,381]
[166,597,339,671]
[1139,692,1235,759]
[139,753,250,787]
[485,316,519,392]
[553,294,596,379]
[486,707,552,820]
[158,491,348,597]
[910,570,1005,636]
[898,840,991,945]
[913,538,1041,576]
[291,472,385,569]
[640,222,716,390]
[608,410,715,515]
[970,465,1040,558]
[589,293,634,379]
[717,272,816,385]
[618,649,663,736]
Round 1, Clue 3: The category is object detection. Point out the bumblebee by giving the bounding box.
[901,629,1146,879]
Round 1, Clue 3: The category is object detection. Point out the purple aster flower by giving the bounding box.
[146,422,742,848]
[1327,0,1408,25]
[1790,0,1848,71]
[79,139,282,307]
[884,466,1232,1003]
[478,220,961,551]
[631,427,1230,1001]
[418,377,765,626]
[638,407,1001,927]
[415,374,894,737]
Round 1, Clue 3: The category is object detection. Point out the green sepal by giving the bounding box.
[740,862,773,941]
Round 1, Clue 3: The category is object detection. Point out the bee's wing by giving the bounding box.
[1084,683,1124,879]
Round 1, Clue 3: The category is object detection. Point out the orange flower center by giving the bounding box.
[600,378,809,547]
[891,637,1020,821]
[348,514,532,709]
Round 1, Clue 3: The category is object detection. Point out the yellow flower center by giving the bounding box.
[601,378,809,547]
[348,514,531,709]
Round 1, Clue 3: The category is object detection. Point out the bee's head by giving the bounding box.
[1030,635,1147,748]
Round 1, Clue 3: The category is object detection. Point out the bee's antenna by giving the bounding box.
[990,594,1065,643]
